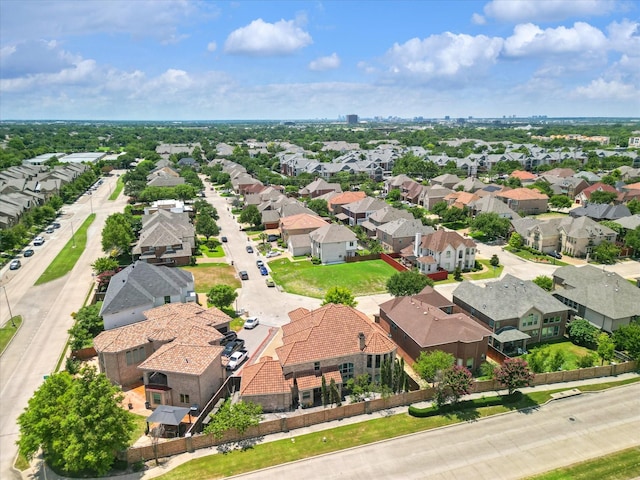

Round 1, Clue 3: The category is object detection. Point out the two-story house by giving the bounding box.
[404,230,476,273]
[309,224,358,264]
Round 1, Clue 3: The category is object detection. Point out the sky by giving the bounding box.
[1,0,639,121]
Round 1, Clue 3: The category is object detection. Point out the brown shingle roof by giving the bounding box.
[419,229,476,251]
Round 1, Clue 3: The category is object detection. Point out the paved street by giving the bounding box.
[0,173,129,480]
[232,383,640,480]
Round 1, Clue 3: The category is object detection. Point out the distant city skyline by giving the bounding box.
[1,0,639,121]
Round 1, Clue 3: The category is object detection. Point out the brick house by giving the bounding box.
[496,188,549,215]
[132,210,195,267]
[402,230,476,273]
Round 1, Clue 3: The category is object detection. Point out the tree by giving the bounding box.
[627,198,640,215]
[612,322,640,361]
[386,270,434,297]
[532,275,553,291]
[17,366,134,476]
[431,201,448,217]
[203,399,263,439]
[196,213,219,240]
[413,350,455,383]
[91,256,119,275]
[624,226,640,257]
[322,286,357,307]
[495,358,535,395]
[596,332,615,365]
[435,365,472,407]
[589,190,617,204]
[549,195,572,209]
[68,303,104,351]
[239,204,262,227]
[386,189,401,202]
[593,240,620,264]
[306,198,329,216]
[508,232,523,249]
[101,212,135,255]
[567,319,599,348]
[490,254,500,267]
[470,213,510,240]
[207,284,238,309]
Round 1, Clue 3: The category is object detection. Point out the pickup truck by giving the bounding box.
[226,349,248,370]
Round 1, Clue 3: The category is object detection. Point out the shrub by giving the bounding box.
[577,353,597,368]
[568,319,599,348]
[311,256,321,265]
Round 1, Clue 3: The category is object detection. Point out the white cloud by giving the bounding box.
[471,13,486,25]
[308,53,340,71]
[503,22,607,57]
[224,18,312,56]
[482,0,616,23]
[606,19,640,54]
[207,42,218,52]
[383,32,503,81]
[574,78,638,100]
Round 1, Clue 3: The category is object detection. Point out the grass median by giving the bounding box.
[108,177,124,201]
[0,316,22,353]
[157,378,639,480]
[35,214,96,285]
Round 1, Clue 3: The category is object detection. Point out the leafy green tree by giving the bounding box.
[413,350,455,383]
[508,232,523,249]
[470,213,510,240]
[567,319,599,348]
[386,270,434,296]
[479,361,496,379]
[612,322,640,361]
[101,212,135,255]
[431,201,448,217]
[207,284,238,309]
[490,254,500,267]
[548,350,566,371]
[532,275,553,291]
[627,198,640,215]
[495,358,535,395]
[68,303,104,351]
[346,374,374,402]
[239,204,262,227]
[386,189,401,202]
[306,198,329,216]
[589,190,617,204]
[526,347,547,373]
[441,206,468,224]
[549,195,572,208]
[196,213,219,240]
[624,226,640,257]
[593,240,620,264]
[17,367,134,476]
[596,332,615,365]
[577,352,597,368]
[91,256,119,275]
[321,286,357,308]
[203,399,263,439]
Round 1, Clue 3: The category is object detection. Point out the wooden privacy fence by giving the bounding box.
[121,360,637,464]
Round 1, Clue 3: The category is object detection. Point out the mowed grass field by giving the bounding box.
[267,258,397,298]
[182,263,240,293]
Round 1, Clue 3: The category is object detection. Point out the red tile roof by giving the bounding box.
[240,357,291,396]
[496,187,548,201]
[510,170,537,180]
[138,343,223,375]
[581,182,617,199]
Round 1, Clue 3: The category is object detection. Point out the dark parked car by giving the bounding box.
[52,222,61,229]
[220,330,238,346]
[549,251,563,259]
[256,259,264,268]
[267,234,279,242]
[259,266,268,276]
[221,236,228,242]
[239,271,249,280]
[23,249,35,257]
[246,245,254,253]
[9,259,21,270]
[222,339,245,357]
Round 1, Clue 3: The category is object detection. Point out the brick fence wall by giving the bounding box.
[121,360,637,463]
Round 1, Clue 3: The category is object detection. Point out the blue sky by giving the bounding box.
[1,0,639,120]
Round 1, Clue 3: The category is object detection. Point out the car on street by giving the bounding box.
[246,245,254,253]
[45,226,55,234]
[244,317,259,329]
[265,277,275,287]
[33,236,45,246]
[239,270,249,280]
[9,259,21,270]
[23,248,35,257]
[52,222,61,229]
[549,251,563,259]
[256,259,264,268]
[259,266,268,276]
[226,350,248,370]
[222,339,245,357]
[221,236,228,242]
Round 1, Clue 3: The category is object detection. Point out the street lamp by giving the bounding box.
[1,285,15,327]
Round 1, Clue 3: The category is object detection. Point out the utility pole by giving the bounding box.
[2,286,15,327]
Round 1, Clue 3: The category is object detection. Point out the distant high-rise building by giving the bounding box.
[346,114,359,125]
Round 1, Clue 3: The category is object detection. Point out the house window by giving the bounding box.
[542,326,560,338]
[180,394,190,404]
[367,355,372,368]
[375,355,381,368]
[349,241,354,247]
[521,313,539,328]
[339,362,354,380]
[543,316,561,324]
[446,251,451,257]
[164,295,171,304]
[466,358,474,369]
[125,347,146,366]
[152,392,162,404]
[314,362,320,372]
[302,391,311,400]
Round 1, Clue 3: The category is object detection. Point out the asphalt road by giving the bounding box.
[232,383,640,480]
[0,173,129,479]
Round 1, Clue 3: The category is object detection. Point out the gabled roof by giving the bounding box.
[418,229,476,252]
[327,191,367,210]
[469,195,521,218]
[309,223,357,244]
[240,357,291,396]
[569,203,631,220]
[377,218,435,238]
[276,304,396,367]
[580,182,617,199]
[367,205,413,224]
[100,261,193,316]
[341,196,388,214]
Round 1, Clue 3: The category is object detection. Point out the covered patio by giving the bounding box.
[491,328,531,357]
[146,405,192,438]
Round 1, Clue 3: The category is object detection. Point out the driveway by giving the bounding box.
[0,173,129,480]
[232,383,640,480]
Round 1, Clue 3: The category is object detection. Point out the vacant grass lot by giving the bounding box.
[35,214,96,285]
[182,263,240,293]
[268,258,397,298]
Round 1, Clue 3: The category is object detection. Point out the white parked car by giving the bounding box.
[33,236,45,246]
[226,350,248,370]
[244,317,259,329]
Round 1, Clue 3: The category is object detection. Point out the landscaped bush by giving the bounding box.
[311,256,321,265]
[568,318,599,349]
[408,393,522,417]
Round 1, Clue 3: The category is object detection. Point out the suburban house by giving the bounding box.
[94,302,230,404]
[239,357,293,413]
[309,223,358,264]
[337,197,388,226]
[453,177,487,193]
[552,265,640,332]
[325,191,367,214]
[298,178,342,198]
[402,230,476,274]
[132,210,195,267]
[569,203,631,221]
[468,195,521,219]
[452,275,571,355]
[376,218,435,253]
[147,176,185,188]
[431,173,461,189]
[509,170,537,183]
[376,287,492,371]
[384,174,413,194]
[418,185,452,210]
[539,175,589,199]
[575,182,618,205]
[361,205,413,237]
[99,261,196,330]
[444,191,480,209]
[496,188,549,215]
[279,213,328,243]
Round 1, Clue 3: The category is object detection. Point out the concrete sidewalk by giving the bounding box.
[22,372,640,480]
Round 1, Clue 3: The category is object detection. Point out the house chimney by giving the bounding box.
[358,332,366,351]
[414,232,421,257]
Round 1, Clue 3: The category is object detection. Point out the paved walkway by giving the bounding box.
[22,372,640,480]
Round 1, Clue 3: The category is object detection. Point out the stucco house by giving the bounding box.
[402,230,476,273]
[309,223,357,264]
[377,287,492,371]
[552,265,640,332]
[452,275,571,355]
[99,261,196,330]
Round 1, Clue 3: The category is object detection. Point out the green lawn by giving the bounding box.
[525,446,640,480]
[504,246,569,266]
[0,316,22,353]
[199,245,225,258]
[524,340,600,371]
[157,379,640,480]
[268,258,397,298]
[108,177,124,201]
[465,259,504,280]
[128,413,148,446]
[182,263,240,293]
[35,214,96,285]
